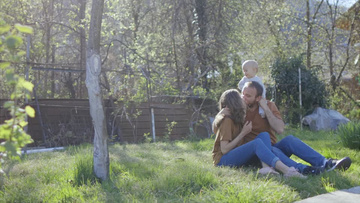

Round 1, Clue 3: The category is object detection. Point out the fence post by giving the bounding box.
[299,67,302,130]
[151,107,156,142]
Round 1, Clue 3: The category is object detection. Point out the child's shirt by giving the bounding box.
[238,76,266,98]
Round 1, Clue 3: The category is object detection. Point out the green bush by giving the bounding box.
[348,108,360,121]
[337,121,360,150]
[271,56,328,124]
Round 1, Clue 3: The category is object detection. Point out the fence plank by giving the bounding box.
[0,99,209,146]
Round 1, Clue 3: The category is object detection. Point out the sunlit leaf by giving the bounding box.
[25,106,35,118]
[4,118,14,125]
[0,126,11,139]
[0,62,10,69]
[15,24,33,34]
[0,145,5,152]
[19,121,28,127]
[22,81,34,92]
[17,50,26,56]
[0,25,11,34]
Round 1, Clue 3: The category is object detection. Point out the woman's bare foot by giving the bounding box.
[259,167,279,175]
[284,167,306,178]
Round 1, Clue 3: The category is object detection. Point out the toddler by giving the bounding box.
[238,60,266,118]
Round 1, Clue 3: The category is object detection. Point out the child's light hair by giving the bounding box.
[242,60,258,73]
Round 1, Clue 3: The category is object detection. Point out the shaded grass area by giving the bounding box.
[1,128,359,202]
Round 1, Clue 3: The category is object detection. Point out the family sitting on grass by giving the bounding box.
[212,60,351,177]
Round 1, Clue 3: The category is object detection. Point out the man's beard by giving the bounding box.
[247,101,256,109]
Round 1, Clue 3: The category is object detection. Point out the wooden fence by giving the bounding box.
[0,99,215,147]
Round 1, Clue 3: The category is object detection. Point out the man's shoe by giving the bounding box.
[302,166,324,175]
[325,157,352,171]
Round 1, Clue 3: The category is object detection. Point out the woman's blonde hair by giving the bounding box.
[218,89,246,126]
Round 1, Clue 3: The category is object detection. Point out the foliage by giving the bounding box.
[328,89,360,121]
[1,131,360,202]
[143,132,152,143]
[163,120,177,141]
[348,108,360,120]
[271,56,328,124]
[0,0,358,147]
[0,22,34,170]
[337,121,360,150]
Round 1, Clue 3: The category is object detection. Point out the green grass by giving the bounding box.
[337,121,360,150]
[1,128,359,202]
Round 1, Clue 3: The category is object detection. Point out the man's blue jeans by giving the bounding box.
[217,132,279,168]
[272,135,326,173]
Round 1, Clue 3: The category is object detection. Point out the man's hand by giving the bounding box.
[258,99,285,135]
[258,97,267,109]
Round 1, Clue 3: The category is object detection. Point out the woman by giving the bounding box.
[212,89,304,177]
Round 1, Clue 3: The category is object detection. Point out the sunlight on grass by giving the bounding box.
[322,177,336,193]
[1,129,359,202]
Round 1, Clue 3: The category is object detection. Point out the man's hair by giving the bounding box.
[244,81,263,97]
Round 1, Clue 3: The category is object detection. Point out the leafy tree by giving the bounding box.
[0,0,358,142]
[0,22,34,172]
[271,56,328,124]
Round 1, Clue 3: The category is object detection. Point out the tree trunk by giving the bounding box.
[85,0,109,181]
[79,0,87,98]
[327,1,336,90]
[51,45,55,97]
[195,0,208,91]
[306,0,323,69]
[44,0,53,97]
[306,0,311,69]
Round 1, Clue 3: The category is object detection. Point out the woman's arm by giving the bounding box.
[220,121,252,155]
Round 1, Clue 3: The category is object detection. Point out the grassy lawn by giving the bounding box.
[1,128,359,202]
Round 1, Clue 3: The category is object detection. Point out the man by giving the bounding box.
[220,81,351,175]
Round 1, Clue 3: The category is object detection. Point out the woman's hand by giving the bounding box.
[220,121,252,155]
[242,121,252,135]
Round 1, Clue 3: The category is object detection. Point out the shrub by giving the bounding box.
[337,121,360,150]
[270,56,328,124]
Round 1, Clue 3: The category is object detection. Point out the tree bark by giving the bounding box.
[306,0,323,69]
[85,0,109,181]
[326,1,337,90]
[306,0,311,69]
[44,0,54,97]
[195,0,208,91]
[79,0,87,98]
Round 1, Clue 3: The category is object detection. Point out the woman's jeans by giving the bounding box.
[217,132,279,168]
[272,135,326,173]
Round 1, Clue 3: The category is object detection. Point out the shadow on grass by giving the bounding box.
[251,166,355,199]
